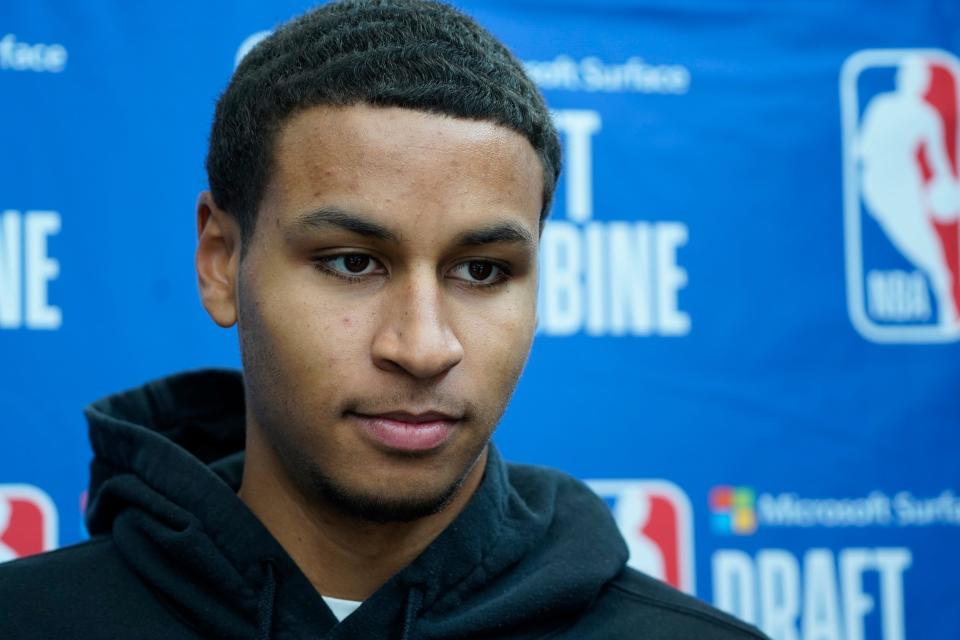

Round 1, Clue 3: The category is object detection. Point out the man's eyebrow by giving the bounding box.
[290,207,399,242]
[453,221,534,249]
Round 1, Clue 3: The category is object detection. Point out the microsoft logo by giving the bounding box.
[709,486,757,535]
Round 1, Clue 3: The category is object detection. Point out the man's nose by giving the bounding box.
[371,270,464,379]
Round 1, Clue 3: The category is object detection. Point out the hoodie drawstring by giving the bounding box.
[400,586,424,640]
[257,561,277,640]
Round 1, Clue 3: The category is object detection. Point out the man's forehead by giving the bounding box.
[260,104,544,236]
[273,103,541,168]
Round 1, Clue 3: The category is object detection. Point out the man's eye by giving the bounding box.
[316,254,384,278]
[449,260,509,285]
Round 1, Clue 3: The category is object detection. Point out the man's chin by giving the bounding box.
[307,469,469,523]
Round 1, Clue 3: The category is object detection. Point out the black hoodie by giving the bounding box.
[0,370,767,639]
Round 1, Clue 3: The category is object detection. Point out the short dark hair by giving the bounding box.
[205,0,561,242]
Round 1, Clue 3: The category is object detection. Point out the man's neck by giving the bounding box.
[237,425,487,601]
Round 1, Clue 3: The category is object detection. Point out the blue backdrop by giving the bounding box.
[2,2,958,638]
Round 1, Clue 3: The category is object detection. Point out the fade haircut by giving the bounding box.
[205,0,561,244]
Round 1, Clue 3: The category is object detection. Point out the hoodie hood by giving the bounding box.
[84,369,629,639]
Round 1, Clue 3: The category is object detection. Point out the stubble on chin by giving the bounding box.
[298,443,489,523]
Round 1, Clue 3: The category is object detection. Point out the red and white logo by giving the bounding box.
[588,479,695,594]
[842,49,960,342]
[0,484,58,562]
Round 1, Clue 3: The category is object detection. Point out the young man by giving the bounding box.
[1,1,767,638]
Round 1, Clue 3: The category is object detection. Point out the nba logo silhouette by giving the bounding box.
[842,49,960,342]
[587,479,695,594]
[0,485,58,562]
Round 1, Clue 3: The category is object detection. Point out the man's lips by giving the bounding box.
[364,410,459,424]
[348,410,461,452]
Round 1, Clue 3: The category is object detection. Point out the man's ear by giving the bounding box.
[196,191,241,328]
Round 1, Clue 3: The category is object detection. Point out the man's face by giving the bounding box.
[236,105,543,521]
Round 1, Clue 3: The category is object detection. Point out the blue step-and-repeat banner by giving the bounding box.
[2,1,958,638]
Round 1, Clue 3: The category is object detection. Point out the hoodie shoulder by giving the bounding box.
[0,537,199,639]
[558,567,769,640]
[498,463,766,639]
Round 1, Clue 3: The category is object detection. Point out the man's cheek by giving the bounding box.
[483,332,530,388]
[259,294,328,355]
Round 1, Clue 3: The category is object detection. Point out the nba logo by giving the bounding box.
[587,479,695,594]
[841,49,960,342]
[0,485,58,562]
